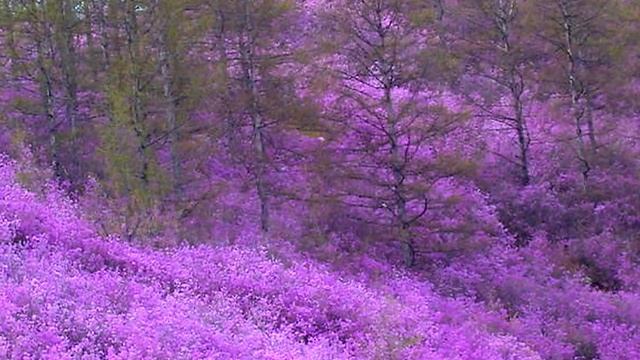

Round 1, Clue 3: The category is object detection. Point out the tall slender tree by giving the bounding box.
[455,0,535,186]
[531,0,624,185]
[206,0,308,234]
[1,0,64,178]
[319,0,465,266]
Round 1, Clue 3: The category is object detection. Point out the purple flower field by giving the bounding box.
[0,1,639,359]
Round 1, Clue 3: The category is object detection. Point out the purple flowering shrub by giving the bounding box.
[0,158,547,359]
[434,236,640,360]
[1,156,639,359]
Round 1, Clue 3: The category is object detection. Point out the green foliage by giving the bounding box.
[97,59,169,239]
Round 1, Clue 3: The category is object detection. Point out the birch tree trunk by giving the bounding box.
[560,1,591,186]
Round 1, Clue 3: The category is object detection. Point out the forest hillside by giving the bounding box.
[0,0,639,359]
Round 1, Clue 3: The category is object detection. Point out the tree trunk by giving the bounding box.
[513,87,530,186]
[93,0,111,69]
[496,0,531,186]
[36,38,62,179]
[157,15,181,195]
[384,75,412,266]
[124,1,150,186]
[561,3,590,186]
[58,0,80,182]
[241,0,269,233]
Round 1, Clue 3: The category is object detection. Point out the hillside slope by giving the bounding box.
[0,157,639,359]
[0,160,544,359]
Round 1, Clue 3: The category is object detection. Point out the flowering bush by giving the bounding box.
[0,159,547,359]
[1,156,639,359]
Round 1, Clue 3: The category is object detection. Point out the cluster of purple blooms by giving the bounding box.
[0,154,639,359]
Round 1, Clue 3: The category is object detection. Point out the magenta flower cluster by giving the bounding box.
[0,152,639,360]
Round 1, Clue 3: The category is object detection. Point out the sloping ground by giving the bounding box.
[0,161,544,359]
[1,159,640,360]
[1,159,639,360]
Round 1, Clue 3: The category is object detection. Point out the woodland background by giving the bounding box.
[0,0,639,359]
